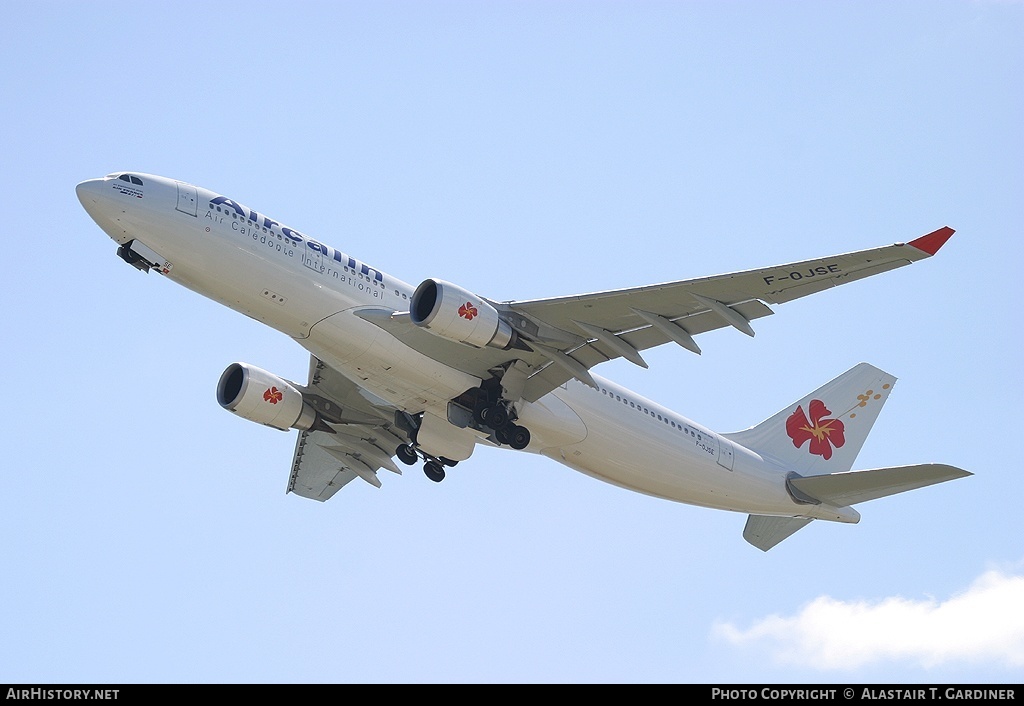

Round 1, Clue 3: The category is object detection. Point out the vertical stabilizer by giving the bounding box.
[724,363,896,475]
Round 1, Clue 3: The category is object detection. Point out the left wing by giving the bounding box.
[287,356,410,500]
[356,227,954,403]
[508,227,955,400]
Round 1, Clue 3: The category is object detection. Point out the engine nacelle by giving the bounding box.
[216,363,317,431]
[410,279,516,349]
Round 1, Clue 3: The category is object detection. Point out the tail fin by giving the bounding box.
[731,363,972,551]
[724,362,896,476]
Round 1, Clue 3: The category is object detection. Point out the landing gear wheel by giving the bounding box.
[473,404,489,425]
[508,425,531,450]
[424,460,446,483]
[486,405,509,430]
[495,426,512,445]
[396,444,418,466]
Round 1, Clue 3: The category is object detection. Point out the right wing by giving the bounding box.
[287,356,411,500]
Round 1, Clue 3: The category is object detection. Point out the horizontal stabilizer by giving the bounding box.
[789,463,971,507]
[744,515,813,552]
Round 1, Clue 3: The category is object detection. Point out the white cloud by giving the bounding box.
[712,566,1024,670]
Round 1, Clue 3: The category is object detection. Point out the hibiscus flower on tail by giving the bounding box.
[786,399,846,460]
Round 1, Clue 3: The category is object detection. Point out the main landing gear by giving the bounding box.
[423,460,445,483]
[395,443,455,483]
[394,380,533,484]
[473,401,531,450]
[464,380,531,451]
[396,444,418,466]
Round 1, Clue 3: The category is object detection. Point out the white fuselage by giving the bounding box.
[77,172,844,521]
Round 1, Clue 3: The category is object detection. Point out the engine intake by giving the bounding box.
[410,279,516,350]
[216,363,317,431]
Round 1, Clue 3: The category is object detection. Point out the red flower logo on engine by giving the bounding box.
[458,302,478,321]
[786,399,846,460]
[263,386,283,404]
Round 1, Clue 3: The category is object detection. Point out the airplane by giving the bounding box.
[76,172,971,550]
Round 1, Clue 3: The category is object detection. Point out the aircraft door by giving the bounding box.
[303,243,324,272]
[175,182,198,216]
[717,436,735,471]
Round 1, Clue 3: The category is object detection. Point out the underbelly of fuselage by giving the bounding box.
[547,387,801,516]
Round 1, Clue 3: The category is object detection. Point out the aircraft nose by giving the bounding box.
[76,177,123,239]
[75,177,109,216]
[76,178,105,207]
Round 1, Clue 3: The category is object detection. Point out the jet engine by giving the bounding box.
[410,279,516,349]
[216,363,317,431]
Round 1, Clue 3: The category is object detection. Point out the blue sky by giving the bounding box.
[1,1,1021,683]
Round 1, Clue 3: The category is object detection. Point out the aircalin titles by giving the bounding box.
[208,196,384,282]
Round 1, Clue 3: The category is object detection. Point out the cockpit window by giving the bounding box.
[117,174,144,186]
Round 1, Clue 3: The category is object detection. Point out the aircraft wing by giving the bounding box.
[507,227,955,401]
[287,356,410,500]
[356,228,954,403]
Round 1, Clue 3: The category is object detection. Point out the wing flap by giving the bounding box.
[288,429,361,501]
[286,356,412,501]
[618,300,774,351]
[521,300,776,400]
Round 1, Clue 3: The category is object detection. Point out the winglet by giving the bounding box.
[908,226,955,256]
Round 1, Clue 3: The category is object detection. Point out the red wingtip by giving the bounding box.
[908,226,955,256]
